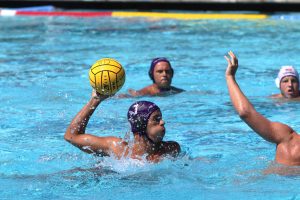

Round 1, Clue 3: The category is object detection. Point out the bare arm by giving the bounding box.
[115,88,151,98]
[128,84,183,96]
[127,89,141,97]
[128,85,155,96]
[64,90,123,155]
[225,51,293,144]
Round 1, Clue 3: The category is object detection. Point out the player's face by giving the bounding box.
[153,62,173,89]
[146,110,165,143]
[280,76,300,98]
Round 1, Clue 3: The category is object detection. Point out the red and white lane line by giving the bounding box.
[0,9,113,17]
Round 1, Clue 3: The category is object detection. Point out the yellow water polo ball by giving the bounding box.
[89,58,125,95]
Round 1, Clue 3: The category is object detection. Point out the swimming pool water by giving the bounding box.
[1,15,300,199]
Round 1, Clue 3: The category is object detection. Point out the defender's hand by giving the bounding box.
[225,51,238,77]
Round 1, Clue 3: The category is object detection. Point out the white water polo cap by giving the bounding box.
[275,66,299,88]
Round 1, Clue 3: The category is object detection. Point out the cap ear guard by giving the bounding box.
[148,67,154,82]
[275,77,280,88]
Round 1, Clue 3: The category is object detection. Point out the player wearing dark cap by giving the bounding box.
[128,57,184,96]
[64,90,180,163]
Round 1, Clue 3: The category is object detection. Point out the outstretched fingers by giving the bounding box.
[229,51,238,66]
[224,54,231,63]
[225,51,238,76]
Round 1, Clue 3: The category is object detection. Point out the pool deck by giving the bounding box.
[2,0,300,12]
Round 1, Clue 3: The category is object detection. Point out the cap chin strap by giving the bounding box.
[146,135,155,144]
[137,131,155,144]
[143,132,155,144]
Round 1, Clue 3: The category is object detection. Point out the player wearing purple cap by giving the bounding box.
[64,90,180,163]
[271,66,300,99]
[225,51,300,166]
[128,57,184,96]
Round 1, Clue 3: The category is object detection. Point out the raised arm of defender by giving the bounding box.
[224,51,293,144]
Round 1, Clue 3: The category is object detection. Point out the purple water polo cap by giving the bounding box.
[148,57,173,82]
[127,101,160,135]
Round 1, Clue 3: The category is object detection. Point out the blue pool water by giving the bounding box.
[1,15,300,199]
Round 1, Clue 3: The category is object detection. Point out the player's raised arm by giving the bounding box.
[64,90,122,155]
[65,58,181,163]
[65,58,126,155]
[225,51,293,144]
